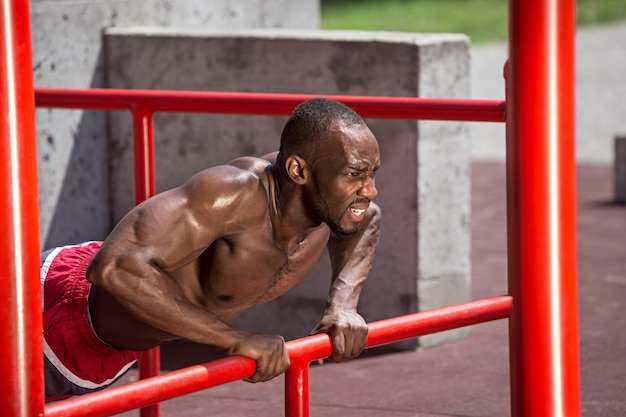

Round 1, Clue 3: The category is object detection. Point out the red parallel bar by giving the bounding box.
[45,356,257,417]
[132,105,156,205]
[0,0,44,416]
[34,87,507,417]
[45,296,512,417]
[284,295,513,417]
[366,295,512,347]
[131,105,160,417]
[285,356,312,417]
[34,88,506,122]
[507,0,581,416]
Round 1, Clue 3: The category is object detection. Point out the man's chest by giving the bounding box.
[200,226,330,305]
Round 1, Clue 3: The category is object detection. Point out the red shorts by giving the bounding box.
[42,241,144,401]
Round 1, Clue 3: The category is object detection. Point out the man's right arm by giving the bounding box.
[87,165,289,382]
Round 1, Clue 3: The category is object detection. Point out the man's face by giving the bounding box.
[307,124,380,239]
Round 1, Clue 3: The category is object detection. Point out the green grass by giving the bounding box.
[321,0,626,43]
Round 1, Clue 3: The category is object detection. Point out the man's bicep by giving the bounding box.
[102,187,224,272]
[102,164,261,272]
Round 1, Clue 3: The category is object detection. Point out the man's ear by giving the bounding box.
[285,155,308,185]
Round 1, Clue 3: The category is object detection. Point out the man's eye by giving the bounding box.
[348,172,361,177]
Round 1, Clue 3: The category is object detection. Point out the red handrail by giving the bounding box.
[34,87,506,122]
[33,87,507,417]
[44,296,512,417]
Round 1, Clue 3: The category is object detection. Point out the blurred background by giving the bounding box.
[321,0,626,43]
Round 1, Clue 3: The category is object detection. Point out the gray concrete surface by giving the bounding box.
[470,20,626,164]
[32,0,320,249]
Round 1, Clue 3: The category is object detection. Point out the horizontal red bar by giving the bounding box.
[44,296,511,417]
[34,88,506,122]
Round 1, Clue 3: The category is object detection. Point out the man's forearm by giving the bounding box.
[87,253,248,350]
[325,203,381,311]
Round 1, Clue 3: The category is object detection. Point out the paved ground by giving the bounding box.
[108,161,625,417]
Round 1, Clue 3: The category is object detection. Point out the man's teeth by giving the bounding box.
[350,208,365,215]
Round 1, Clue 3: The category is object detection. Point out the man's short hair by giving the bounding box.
[279,98,366,160]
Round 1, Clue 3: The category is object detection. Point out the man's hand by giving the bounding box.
[226,333,290,383]
[310,310,368,362]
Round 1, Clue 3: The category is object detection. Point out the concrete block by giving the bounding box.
[616,135,626,203]
[104,28,471,349]
[31,0,319,249]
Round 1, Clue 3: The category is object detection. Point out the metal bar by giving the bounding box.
[131,106,161,417]
[365,295,512,348]
[132,105,157,204]
[45,356,257,417]
[45,295,511,417]
[34,86,505,417]
[138,348,161,417]
[34,88,506,122]
[507,0,581,416]
[0,0,44,416]
[283,295,512,417]
[285,357,311,417]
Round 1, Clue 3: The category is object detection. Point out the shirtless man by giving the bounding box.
[41,98,381,401]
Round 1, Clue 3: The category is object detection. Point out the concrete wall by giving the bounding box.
[31,0,320,249]
[104,29,471,348]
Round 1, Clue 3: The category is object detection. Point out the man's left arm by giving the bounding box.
[311,202,382,362]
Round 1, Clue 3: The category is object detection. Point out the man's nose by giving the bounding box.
[358,177,377,200]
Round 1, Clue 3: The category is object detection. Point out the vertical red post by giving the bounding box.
[285,357,311,417]
[0,0,44,415]
[132,106,157,203]
[132,106,161,417]
[506,0,581,416]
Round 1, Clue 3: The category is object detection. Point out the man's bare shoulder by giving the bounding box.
[227,154,276,175]
[180,156,274,220]
[190,155,273,188]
